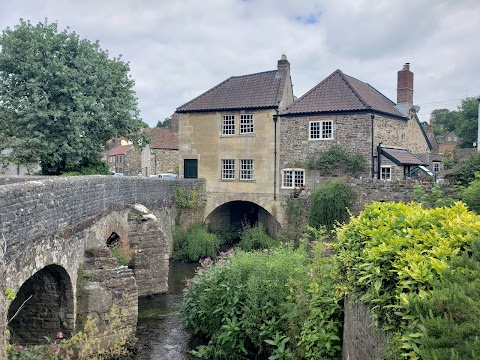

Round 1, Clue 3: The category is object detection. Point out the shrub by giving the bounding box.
[207,224,239,249]
[309,180,355,231]
[181,246,309,359]
[459,173,480,213]
[7,305,132,359]
[446,152,480,186]
[181,236,343,359]
[336,201,480,359]
[305,145,366,176]
[409,240,480,360]
[172,223,220,262]
[238,223,279,251]
[413,185,456,208]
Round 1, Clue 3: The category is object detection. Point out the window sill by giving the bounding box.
[308,137,334,141]
[219,133,255,138]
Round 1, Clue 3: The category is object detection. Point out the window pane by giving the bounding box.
[240,114,254,134]
[222,115,235,135]
[222,159,235,179]
[240,159,254,180]
[322,121,332,139]
[310,121,320,139]
[294,170,304,187]
[283,170,292,188]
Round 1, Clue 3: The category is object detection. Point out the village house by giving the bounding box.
[175,55,294,231]
[175,58,439,232]
[107,143,141,175]
[140,126,179,176]
[279,63,435,190]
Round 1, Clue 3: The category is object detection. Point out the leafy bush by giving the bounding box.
[238,223,279,251]
[7,305,132,359]
[297,227,343,359]
[413,185,456,208]
[207,224,239,249]
[409,240,480,360]
[181,237,343,359]
[446,151,480,186]
[172,223,220,262]
[459,173,480,213]
[305,145,366,176]
[309,180,355,231]
[336,201,480,359]
[182,246,309,359]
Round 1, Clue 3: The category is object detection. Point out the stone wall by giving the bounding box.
[123,146,142,176]
[80,249,138,344]
[279,113,372,174]
[0,176,205,260]
[342,297,390,360]
[0,175,205,355]
[150,149,179,175]
[128,207,175,296]
[0,244,6,360]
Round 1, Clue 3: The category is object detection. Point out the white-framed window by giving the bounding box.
[240,159,254,180]
[282,169,305,188]
[222,115,235,135]
[309,120,333,140]
[222,159,235,180]
[433,162,440,173]
[380,166,391,181]
[240,114,254,134]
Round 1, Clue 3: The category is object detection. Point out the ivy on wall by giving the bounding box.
[175,186,201,209]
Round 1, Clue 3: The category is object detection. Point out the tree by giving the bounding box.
[0,20,148,174]
[430,96,480,148]
[155,116,173,128]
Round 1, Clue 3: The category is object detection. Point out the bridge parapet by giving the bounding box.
[0,176,204,260]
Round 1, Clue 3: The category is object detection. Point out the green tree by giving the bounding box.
[155,116,172,128]
[430,97,480,148]
[0,19,148,175]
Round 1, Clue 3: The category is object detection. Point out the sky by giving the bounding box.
[1,0,479,127]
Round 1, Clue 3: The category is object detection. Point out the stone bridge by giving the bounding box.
[0,175,204,353]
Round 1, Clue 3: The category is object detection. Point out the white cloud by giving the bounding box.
[1,0,479,126]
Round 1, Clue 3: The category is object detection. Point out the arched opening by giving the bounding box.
[7,264,74,345]
[206,201,281,238]
[106,231,120,247]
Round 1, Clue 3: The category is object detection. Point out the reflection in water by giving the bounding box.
[135,261,198,359]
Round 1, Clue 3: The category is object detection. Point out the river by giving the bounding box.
[134,261,198,360]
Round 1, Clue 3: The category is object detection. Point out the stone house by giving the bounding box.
[140,127,179,176]
[175,55,294,232]
[107,144,141,175]
[279,63,434,191]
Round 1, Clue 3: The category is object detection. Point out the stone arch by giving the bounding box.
[205,200,281,237]
[7,264,74,345]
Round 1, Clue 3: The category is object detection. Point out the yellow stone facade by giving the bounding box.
[178,109,278,195]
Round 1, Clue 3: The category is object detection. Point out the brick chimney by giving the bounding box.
[397,63,414,108]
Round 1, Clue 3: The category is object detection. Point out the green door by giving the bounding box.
[184,159,198,179]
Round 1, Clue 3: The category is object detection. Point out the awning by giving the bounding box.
[380,147,427,166]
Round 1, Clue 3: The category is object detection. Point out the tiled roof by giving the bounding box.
[149,127,178,150]
[381,147,426,165]
[176,70,285,112]
[283,70,405,118]
[108,145,133,156]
